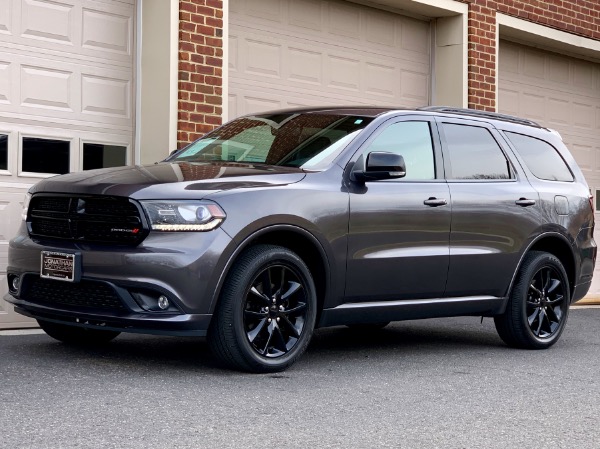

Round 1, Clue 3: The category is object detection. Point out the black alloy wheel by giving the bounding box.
[495,251,570,349]
[209,244,317,373]
[525,264,567,339]
[243,264,308,358]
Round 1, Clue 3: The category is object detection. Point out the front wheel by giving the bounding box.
[38,320,120,345]
[494,251,570,349]
[208,244,317,373]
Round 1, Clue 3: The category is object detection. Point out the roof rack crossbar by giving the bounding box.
[418,106,541,128]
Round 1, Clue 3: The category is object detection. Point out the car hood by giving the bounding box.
[30,162,307,199]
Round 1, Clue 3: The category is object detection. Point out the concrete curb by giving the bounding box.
[577,296,600,306]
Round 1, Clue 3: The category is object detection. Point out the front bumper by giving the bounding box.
[6,227,234,336]
[6,295,212,336]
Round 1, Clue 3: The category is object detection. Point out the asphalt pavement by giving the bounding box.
[1,306,599,449]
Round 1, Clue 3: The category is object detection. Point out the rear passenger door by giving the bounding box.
[437,118,543,299]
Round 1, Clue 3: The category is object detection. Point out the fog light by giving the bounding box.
[157,295,170,310]
[11,276,20,292]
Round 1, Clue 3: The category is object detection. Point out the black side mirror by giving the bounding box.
[352,152,406,183]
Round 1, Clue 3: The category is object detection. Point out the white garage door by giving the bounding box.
[0,0,136,329]
[498,40,600,296]
[229,0,431,118]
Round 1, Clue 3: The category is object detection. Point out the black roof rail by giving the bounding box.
[418,106,542,128]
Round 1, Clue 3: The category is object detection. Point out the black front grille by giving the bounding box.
[28,194,147,245]
[21,276,127,311]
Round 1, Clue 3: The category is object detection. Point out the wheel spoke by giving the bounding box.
[271,325,289,354]
[542,311,554,335]
[284,302,307,317]
[529,284,542,297]
[546,294,564,305]
[250,287,270,305]
[244,309,267,319]
[281,281,302,301]
[260,322,275,355]
[535,309,545,336]
[247,318,268,344]
[547,278,561,294]
[542,269,551,290]
[260,269,273,298]
[279,315,301,339]
[528,307,540,326]
[278,267,286,297]
[546,305,562,323]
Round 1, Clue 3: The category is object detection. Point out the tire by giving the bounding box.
[208,244,317,373]
[346,322,390,330]
[494,251,570,349]
[38,319,120,345]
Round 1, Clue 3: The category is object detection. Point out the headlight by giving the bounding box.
[140,200,226,231]
[21,192,32,221]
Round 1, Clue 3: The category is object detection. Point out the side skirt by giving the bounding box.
[318,296,508,328]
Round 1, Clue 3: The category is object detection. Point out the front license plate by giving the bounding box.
[41,251,79,282]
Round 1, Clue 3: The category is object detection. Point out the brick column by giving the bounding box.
[467,1,497,112]
[178,0,224,148]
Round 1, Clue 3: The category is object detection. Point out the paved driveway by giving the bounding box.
[1,307,599,448]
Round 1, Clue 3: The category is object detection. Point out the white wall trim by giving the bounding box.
[497,13,600,61]
[410,0,467,14]
[138,0,179,164]
[222,0,229,123]
[169,0,179,151]
[134,0,143,164]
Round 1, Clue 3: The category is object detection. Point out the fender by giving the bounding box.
[207,224,332,314]
[504,231,576,307]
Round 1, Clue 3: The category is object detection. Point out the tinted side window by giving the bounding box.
[504,132,573,182]
[442,123,512,180]
[364,121,435,180]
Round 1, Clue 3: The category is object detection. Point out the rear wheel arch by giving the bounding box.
[508,233,576,300]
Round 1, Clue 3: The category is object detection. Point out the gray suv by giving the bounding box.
[5,107,596,372]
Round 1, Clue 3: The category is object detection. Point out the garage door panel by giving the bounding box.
[328,2,359,39]
[0,0,134,65]
[0,49,133,126]
[21,0,75,46]
[230,0,431,117]
[289,0,322,32]
[287,47,322,85]
[573,102,595,129]
[81,4,132,56]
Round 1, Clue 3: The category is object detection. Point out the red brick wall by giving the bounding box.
[178,0,224,148]
[464,0,600,111]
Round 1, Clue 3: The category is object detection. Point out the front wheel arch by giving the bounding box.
[209,225,331,318]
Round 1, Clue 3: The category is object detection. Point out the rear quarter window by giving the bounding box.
[504,131,574,182]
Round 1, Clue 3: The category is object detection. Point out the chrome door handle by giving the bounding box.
[515,198,536,207]
[423,197,447,207]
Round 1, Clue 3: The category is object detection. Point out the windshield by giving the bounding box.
[169,113,373,169]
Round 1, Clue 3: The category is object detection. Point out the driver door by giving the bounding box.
[345,117,451,302]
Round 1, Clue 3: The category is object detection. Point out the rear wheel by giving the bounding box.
[209,244,317,373]
[38,320,120,345]
[495,251,570,349]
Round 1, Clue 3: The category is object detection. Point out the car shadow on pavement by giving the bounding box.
[3,317,514,375]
